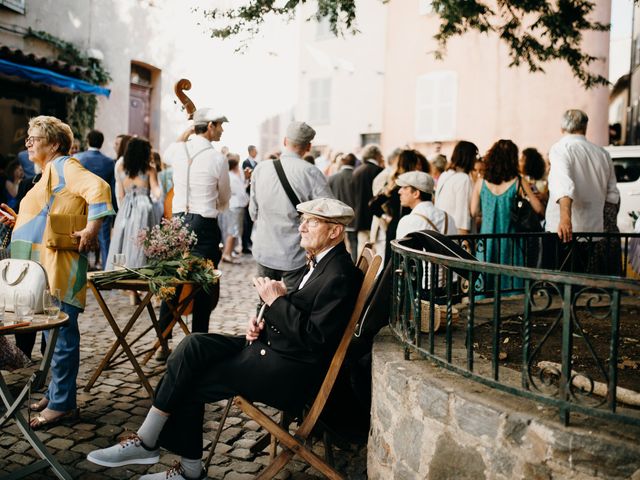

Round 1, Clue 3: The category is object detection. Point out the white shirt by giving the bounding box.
[166,136,231,218]
[396,201,457,239]
[545,134,619,233]
[434,170,473,231]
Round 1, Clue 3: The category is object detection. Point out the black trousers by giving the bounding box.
[159,214,222,336]
[154,333,322,459]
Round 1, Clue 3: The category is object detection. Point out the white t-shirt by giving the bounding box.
[434,170,473,231]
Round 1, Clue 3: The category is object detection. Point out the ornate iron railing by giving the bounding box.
[390,232,640,426]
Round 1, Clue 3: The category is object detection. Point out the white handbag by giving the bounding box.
[0,259,50,313]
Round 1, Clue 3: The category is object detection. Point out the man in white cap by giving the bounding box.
[396,171,457,239]
[157,108,231,351]
[250,120,334,292]
[87,198,362,480]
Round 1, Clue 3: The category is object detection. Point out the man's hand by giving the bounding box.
[72,219,102,252]
[557,196,572,243]
[253,277,286,306]
[245,315,264,342]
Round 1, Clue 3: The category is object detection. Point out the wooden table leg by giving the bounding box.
[142,285,200,364]
[84,283,155,398]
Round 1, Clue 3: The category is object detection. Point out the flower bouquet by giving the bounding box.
[91,217,221,300]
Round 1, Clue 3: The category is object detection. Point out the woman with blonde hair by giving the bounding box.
[0,115,115,428]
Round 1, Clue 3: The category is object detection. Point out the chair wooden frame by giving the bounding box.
[205,245,380,479]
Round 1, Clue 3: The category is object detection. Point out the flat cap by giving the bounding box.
[193,108,229,125]
[286,121,316,145]
[396,171,434,194]
[296,198,354,226]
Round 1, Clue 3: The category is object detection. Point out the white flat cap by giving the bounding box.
[297,198,354,225]
[396,171,434,194]
[286,121,316,145]
[193,108,229,125]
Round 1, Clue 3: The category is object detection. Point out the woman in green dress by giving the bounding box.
[470,140,544,294]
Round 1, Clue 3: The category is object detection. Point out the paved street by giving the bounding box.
[0,255,366,479]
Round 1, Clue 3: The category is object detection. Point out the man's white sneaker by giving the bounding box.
[87,433,160,467]
[139,461,206,479]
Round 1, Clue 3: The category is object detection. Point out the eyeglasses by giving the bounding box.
[24,136,45,146]
[298,216,338,228]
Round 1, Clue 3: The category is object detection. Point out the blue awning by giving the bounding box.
[0,58,110,97]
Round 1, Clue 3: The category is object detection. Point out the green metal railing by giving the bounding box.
[390,232,640,426]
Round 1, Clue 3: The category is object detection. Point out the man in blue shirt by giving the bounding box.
[76,130,116,269]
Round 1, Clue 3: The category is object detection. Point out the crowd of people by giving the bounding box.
[0,106,622,480]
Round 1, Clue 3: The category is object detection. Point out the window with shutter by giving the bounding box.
[415,71,457,142]
[309,78,332,125]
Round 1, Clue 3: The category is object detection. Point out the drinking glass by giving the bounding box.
[43,288,61,320]
[113,253,126,269]
[14,291,34,322]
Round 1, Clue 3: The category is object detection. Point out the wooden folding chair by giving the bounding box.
[205,245,380,479]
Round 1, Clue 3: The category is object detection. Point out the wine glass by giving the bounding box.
[14,290,34,323]
[113,253,126,270]
[43,288,61,321]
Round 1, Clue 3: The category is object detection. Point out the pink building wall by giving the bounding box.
[382,1,611,157]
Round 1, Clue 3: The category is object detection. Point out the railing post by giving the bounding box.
[559,283,573,426]
[608,289,621,413]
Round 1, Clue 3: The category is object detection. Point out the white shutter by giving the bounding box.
[309,78,331,125]
[415,71,457,141]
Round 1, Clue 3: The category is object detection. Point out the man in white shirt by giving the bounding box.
[159,108,231,340]
[546,109,619,243]
[396,171,457,239]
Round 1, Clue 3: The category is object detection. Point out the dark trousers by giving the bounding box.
[159,214,222,336]
[346,230,358,263]
[155,334,244,459]
[154,333,322,459]
[241,207,253,252]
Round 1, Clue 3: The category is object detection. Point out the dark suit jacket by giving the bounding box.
[328,167,356,230]
[76,149,117,211]
[262,242,363,364]
[352,161,383,231]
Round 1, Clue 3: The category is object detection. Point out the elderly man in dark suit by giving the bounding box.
[88,197,363,480]
[75,130,116,269]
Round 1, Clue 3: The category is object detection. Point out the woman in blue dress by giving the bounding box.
[470,140,544,295]
[106,138,161,270]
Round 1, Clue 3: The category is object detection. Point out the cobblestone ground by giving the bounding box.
[0,254,367,479]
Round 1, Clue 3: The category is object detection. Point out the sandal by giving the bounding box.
[29,397,49,412]
[30,408,79,430]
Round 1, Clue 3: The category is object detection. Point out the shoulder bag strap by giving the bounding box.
[273,159,301,208]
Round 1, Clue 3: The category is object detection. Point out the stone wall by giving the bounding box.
[368,331,640,480]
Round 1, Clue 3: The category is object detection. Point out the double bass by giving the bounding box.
[163,78,197,219]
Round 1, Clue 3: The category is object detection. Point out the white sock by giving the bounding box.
[137,409,168,449]
[181,457,202,479]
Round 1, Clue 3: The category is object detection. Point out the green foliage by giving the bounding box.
[201,0,610,88]
[24,29,111,140]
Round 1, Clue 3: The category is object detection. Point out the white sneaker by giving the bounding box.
[139,461,206,479]
[87,433,159,467]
